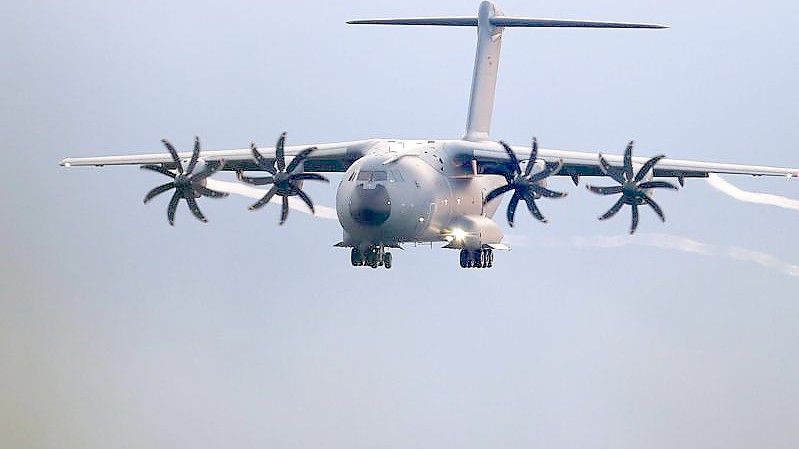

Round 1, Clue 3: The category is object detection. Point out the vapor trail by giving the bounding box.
[571,233,799,278]
[707,173,799,211]
[205,179,338,220]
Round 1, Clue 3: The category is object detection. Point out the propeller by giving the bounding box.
[239,132,330,225]
[483,138,567,227]
[586,141,679,234]
[141,137,228,226]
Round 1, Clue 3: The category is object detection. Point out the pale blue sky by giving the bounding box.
[2,1,799,448]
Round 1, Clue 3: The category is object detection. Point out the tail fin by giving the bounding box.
[348,1,667,141]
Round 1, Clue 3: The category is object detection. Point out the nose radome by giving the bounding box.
[350,184,391,226]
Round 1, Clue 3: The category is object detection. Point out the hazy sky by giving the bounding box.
[2,1,799,448]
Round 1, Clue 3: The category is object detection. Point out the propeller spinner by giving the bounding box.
[141,137,228,225]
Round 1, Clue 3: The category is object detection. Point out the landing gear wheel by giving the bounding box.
[458,248,495,269]
[351,248,363,266]
[473,249,483,268]
[383,252,392,269]
[366,250,379,268]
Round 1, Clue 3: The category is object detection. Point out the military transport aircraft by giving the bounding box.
[61,1,798,269]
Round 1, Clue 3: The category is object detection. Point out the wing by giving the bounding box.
[474,144,799,180]
[60,139,379,172]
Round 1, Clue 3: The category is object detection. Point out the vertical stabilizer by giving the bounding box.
[347,2,667,142]
[464,1,504,142]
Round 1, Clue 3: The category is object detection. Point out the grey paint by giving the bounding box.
[4,1,799,448]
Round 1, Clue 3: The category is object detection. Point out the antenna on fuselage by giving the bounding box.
[348,1,668,142]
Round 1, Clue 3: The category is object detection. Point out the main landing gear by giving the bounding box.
[459,248,493,269]
[351,246,393,269]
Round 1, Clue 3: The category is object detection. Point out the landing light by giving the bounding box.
[451,228,467,242]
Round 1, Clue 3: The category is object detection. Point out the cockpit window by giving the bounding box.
[356,170,388,182]
[348,170,358,181]
[388,170,405,183]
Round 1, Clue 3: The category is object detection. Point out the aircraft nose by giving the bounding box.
[349,184,391,226]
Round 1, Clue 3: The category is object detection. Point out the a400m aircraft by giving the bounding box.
[61,1,799,269]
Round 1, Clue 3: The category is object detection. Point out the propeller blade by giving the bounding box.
[279,196,290,225]
[599,154,625,184]
[599,197,625,221]
[290,172,330,183]
[186,136,201,175]
[500,141,522,175]
[144,182,175,204]
[190,160,226,181]
[185,196,208,223]
[630,203,640,234]
[276,132,287,172]
[587,185,624,195]
[251,143,276,174]
[167,191,180,226]
[642,195,665,222]
[638,180,679,190]
[295,188,316,214]
[161,139,183,174]
[623,141,635,181]
[239,175,275,186]
[506,191,521,227]
[484,183,514,204]
[538,187,567,199]
[141,165,176,178]
[525,137,538,176]
[249,185,279,210]
[286,147,317,173]
[195,185,229,198]
[523,193,547,223]
[634,154,665,183]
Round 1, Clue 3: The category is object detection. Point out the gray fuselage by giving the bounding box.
[335,139,507,250]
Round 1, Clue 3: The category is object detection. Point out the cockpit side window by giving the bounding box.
[348,170,358,181]
[388,170,405,183]
[356,170,388,182]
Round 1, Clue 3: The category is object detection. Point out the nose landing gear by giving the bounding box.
[351,246,393,269]
[459,248,493,269]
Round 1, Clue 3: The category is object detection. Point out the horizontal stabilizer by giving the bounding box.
[347,17,478,26]
[348,16,668,29]
[492,17,668,29]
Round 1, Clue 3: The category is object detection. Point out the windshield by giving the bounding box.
[356,170,388,182]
